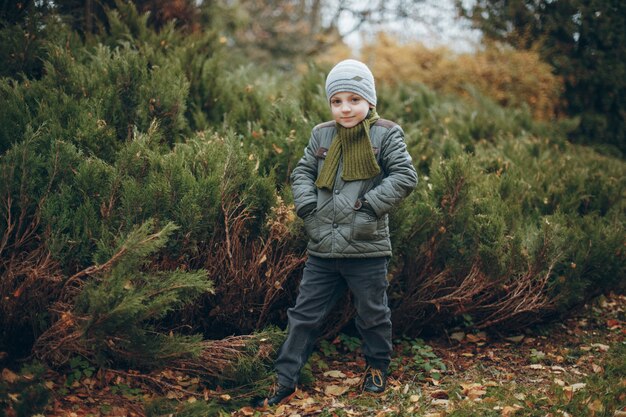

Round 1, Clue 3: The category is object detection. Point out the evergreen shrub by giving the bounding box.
[0,2,623,377]
[34,220,213,369]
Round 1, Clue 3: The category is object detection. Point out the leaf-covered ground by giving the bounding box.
[3,293,625,416]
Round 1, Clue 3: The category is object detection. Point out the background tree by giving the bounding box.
[209,0,430,68]
[458,0,626,154]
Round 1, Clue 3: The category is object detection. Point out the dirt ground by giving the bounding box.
[10,293,625,416]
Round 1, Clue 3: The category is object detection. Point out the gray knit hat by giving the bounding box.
[325,59,377,106]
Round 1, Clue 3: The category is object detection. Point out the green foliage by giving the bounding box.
[529,349,547,364]
[109,383,143,399]
[0,7,70,80]
[0,0,623,376]
[221,327,285,386]
[391,338,447,380]
[0,362,50,417]
[319,339,338,357]
[39,127,276,272]
[72,220,214,368]
[551,342,626,416]
[64,356,95,386]
[145,397,225,417]
[391,115,623,331]
[338,334,362,353]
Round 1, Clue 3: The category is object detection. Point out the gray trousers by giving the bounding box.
[275,255,392,388]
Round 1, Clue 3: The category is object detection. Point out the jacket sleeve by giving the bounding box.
[364,125,417,216]
[290,130,319,218]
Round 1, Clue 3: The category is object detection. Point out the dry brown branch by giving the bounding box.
[171,334,276,381]
[0,247,64,344]
[394,239,558,333]
[33,310,90,365]
[200,188,305,334]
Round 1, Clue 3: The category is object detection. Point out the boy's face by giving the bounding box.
[330,92,372,128]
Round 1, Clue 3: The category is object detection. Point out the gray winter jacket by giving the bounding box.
[291,119,418,258]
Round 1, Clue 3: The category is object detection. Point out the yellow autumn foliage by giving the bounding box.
[362,33,563,120]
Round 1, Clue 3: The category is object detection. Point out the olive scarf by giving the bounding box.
[315,109,380,190]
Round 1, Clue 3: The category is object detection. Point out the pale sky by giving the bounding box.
[337,0,481,53]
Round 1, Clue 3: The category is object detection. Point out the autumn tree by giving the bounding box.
[458,0,626,153]
[207,0,433,67]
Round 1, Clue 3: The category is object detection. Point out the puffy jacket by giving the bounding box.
[291,119,418,258]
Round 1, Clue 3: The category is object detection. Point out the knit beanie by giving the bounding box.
[325,59,377,106]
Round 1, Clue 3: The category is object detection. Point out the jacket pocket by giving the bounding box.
[303,212,320,242]
[352,211,378,241]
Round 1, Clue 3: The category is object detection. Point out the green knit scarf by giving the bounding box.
[315,109,381,191]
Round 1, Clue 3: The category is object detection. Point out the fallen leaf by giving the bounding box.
[505,335,525,343]
[501,405,523,416]
[587,398,604,412]
[325,384,349,396]
[563,383,586,401]
[110,407,128,416]
[166,391,179,399]
[466,332,487,343]
[239,407,254,416]
[291,397,315,407]
[431,390,449,399]
[220,394,231,401]
[344,377,361,386]
[529,364,545,370]
[410,394,421,402]
[450,332,465,342]
[431,399,450,407]
[461,383,487,400]
[514,393,526,401]
[606,319,621,329]
[591,363,603,373]
[591,343,609,352]
[1,368,18,384]
[323,370,346,378]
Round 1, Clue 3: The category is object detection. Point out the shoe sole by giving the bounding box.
[362,385,387,397]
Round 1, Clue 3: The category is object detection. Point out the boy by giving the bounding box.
[255,59,417,407]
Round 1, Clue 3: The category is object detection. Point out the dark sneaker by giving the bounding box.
[252,384,296,408]
[362,367,387,394]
